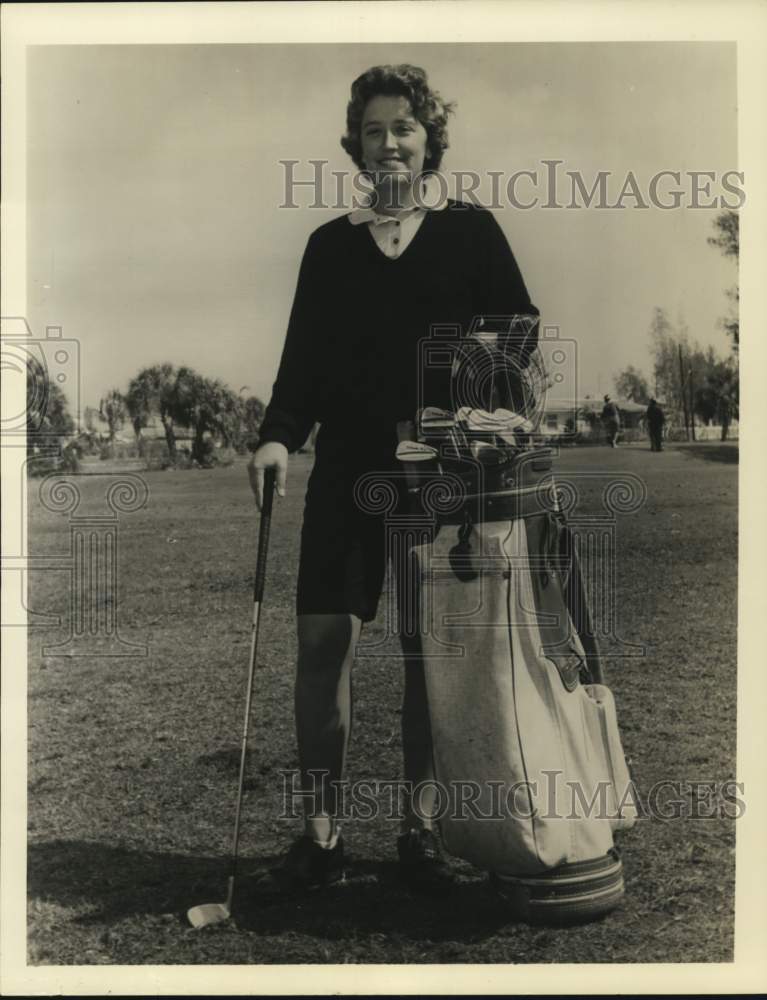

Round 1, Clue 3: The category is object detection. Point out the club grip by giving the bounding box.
[253,468,275,603]
[261,466,276,518]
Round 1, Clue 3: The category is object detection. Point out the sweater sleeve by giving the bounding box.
[258,232,323,453]
[474,208,539,367]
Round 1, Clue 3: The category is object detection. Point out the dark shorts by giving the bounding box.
[296,428,408,623]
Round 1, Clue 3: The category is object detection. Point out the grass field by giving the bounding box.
[26,441,738,965]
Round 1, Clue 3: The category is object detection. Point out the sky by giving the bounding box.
[26,41,738,412]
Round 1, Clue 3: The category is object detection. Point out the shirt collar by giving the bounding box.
[348,174,448,226]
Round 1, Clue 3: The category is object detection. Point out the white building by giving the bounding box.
[539,397,648,436]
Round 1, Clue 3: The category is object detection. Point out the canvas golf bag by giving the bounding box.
[396,318,636,925]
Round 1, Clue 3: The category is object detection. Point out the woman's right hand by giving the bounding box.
[248,442,288,511]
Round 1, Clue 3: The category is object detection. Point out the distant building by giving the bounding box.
[77,411,193,444]
[539,398,647,436]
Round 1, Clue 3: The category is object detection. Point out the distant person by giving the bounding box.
[601,395,621,448]
[645,398,665,452]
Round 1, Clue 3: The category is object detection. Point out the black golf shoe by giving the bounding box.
[256,835,346,896]
[397,828,456,895]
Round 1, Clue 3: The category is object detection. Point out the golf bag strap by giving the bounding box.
[554,512,605,685]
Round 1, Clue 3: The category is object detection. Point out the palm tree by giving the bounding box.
[126,363,178,460]
[99,389,127,443]
[169,367,219,465]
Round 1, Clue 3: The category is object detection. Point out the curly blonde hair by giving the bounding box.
[340,64,455,172]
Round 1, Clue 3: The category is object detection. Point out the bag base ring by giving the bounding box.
[490,849,625,926]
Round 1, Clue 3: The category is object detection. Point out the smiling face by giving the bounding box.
[360,94,429,208]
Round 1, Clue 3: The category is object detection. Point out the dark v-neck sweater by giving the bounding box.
[259,200,538,454]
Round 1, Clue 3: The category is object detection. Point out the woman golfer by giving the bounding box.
[248,64,538,894]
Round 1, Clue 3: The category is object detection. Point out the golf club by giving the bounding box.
[396,440,440,462]
[418,406,456,438]
[187,466,276,930]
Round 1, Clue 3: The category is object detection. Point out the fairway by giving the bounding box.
[26,442,737,965]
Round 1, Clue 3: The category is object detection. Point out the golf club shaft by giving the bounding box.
[226,466,276,912]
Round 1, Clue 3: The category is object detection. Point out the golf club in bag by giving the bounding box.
[187,467,276,929]
[398,318,636,924]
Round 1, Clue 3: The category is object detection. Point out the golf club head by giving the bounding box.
[418,406,456,437]
[396,440,439,463]
[187,902,231,929]
[457,406,533,438]
[492,407,532,428]
[491,408,534,438]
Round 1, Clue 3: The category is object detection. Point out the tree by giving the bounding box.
[694,356,739,440]
[708,210,739,353]
[649,309,738,439]
[170,367,244,465]
[647,309,728,436]
[648,307,684,419]
[707,209,738,259]
[217,387,247,451]
[76,406,101,454]
[701,210,740,436]
[613,365,650,404]
[240,395,265,453]
[170,367,210,464]
[125,364,261,465]
[84,405,99,434]
[124,382,149,452]
[26,370,75,465]
[99,389,126,443]
[126,363,178,460]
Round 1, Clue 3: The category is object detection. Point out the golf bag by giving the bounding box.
[397,321,636,924]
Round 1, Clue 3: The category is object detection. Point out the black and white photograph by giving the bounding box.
[1,2,766,995]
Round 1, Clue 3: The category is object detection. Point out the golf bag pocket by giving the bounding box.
[409,514,633,877]
[581,684,637,832]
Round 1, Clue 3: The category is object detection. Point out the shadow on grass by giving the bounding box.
[28,839,515,944]
[672,443,739,464]
[28,839,228,924]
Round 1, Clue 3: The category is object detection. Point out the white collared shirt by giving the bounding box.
[348,174,448,259]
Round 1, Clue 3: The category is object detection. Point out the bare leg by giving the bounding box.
[294,613,361,842]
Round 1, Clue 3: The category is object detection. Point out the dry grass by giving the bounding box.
[26,441,737,964]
